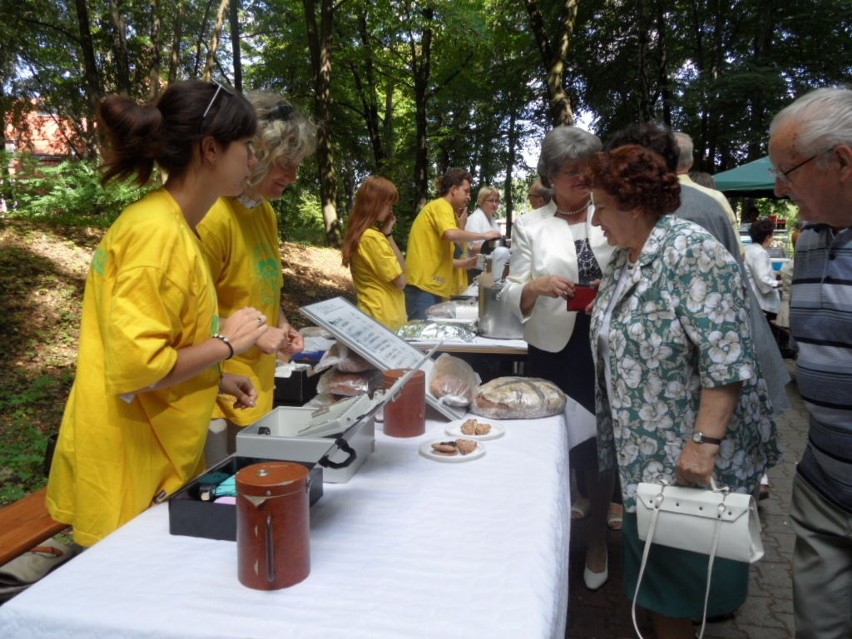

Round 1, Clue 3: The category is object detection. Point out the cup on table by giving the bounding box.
[382,369,426,437]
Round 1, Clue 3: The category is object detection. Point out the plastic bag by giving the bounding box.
[316,367,383,397]
[303,393,342,409]
[313,342,375,374]
[0,539,80,603]
[429,353,480,407]
[471,376,566,419]
[426,301,478,320]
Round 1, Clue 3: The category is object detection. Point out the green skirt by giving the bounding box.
[622,513,749,619]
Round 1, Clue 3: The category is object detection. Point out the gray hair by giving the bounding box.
[536,126,602,187]
[674,131,694,171]
[245,92,317,193]
[769,87,852,160]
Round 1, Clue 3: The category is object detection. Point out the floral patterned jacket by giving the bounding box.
[590,216,781,512]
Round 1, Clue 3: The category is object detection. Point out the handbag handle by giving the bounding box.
[631,481,726,639]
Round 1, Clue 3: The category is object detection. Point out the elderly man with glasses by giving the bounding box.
[526,178,553,210]
[768,87,852,639]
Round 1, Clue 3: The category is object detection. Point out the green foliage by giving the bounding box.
[0,375,66,504]
[274,188,326,245]
[7,157,152,226]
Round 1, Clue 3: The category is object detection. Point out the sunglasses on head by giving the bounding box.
[201,80,234,122]
[268,103,294,122]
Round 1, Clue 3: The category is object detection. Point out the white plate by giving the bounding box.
[419,438,486,463]
[444,418,505,441]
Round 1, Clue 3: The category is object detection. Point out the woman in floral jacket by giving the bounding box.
[585,145,781,639]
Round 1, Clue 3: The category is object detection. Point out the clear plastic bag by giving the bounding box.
[428,353,480,407]
[316,367,383,397]
[313,342,375,374]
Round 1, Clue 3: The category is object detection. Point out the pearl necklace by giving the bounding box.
[554,196,590,218]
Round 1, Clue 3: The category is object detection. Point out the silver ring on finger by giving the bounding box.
[257,316,264,325]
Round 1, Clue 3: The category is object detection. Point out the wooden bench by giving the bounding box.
[0,488,68,566]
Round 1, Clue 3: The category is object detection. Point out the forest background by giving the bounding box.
[0,0,850,502]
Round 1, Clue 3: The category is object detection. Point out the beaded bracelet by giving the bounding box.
[213,333,234,360]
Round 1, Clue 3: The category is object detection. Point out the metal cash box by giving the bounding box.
[237,394,379,483]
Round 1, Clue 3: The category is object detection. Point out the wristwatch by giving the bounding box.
[692,432,723,445]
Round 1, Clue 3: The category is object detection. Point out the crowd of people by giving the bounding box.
[43,78,850,639]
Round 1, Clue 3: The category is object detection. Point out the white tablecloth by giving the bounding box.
[0,413,572,639]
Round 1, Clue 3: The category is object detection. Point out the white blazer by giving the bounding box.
[744,243,781,314]
[501,201,615,352]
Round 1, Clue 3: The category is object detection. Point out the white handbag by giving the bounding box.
[631,479,764,639]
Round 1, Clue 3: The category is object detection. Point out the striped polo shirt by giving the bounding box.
[790,224,852,512]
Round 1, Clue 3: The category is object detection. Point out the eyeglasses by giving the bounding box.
[485,198,501,204]
[770,147,833,184]
[201,81,234,121]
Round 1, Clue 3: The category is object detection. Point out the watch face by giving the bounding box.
[692,432,702,442]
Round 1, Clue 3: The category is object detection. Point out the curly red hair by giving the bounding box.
[585,145,680,217]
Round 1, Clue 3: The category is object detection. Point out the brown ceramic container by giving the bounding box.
[236,462,310,590]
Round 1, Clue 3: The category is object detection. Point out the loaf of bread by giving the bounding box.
[471,376,566,419]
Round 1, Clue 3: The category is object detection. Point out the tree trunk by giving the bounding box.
[636,0,651,122]
[106,0,131,95]
[523,0,576,126]
[411,5,433,212]
[351,10,385,170]
[654,2,672,127]
[168,0,185,84]
[229,0,242,91]
[148,0,162,101]
[504,111,518,238]
[204,0,230,81]
[73,0,103,155]
[303,0,341,247]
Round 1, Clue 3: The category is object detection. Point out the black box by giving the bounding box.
[274,369,320,405]
[168,455,323,541]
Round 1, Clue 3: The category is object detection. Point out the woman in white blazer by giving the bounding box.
[501,126,616,591]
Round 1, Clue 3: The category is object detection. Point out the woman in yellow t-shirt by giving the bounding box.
[46,81,270,547]
[199,94,317,431]
[341,176,407,331]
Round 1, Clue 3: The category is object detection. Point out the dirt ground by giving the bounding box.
[0,218,354,501]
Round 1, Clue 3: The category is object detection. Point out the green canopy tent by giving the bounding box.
[713,156,777,198]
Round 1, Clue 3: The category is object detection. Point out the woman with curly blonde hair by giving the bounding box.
[342,175,407,330]
[198,92,317,442]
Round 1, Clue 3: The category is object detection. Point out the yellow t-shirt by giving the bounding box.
[406,197,459,298]
[46,189,221,546]
[350,228,406,331]
[198,197,283,425]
